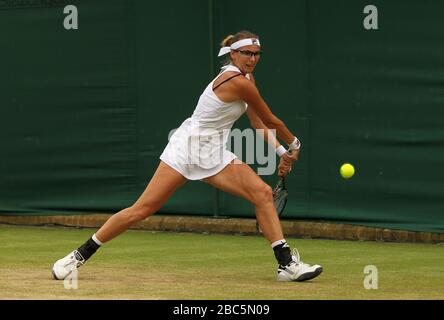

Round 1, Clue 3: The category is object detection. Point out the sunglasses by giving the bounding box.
[234,49,262,58]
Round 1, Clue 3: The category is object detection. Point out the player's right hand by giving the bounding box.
[278,157,292,177]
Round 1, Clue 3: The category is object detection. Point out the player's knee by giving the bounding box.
[252,184,273,206]
[128,202,159,223]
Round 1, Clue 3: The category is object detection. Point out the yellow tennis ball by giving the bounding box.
[340,163,355,179]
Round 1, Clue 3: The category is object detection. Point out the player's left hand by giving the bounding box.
[282,149,299,165]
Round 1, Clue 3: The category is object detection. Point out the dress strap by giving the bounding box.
[220,64,246,74]
[212,73,243,91]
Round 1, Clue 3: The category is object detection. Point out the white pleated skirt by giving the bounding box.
[159,118,237,180]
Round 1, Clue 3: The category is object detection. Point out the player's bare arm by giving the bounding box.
[233,76,295,145]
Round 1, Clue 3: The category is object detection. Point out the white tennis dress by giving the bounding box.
[160,65,249,180]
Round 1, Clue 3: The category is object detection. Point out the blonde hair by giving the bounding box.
[219,30,259,65]
[221,35,235,47]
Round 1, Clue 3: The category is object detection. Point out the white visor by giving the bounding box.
[218,38,261,57]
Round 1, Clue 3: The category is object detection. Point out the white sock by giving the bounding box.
[271,239,288,249]
[92,233,103,246]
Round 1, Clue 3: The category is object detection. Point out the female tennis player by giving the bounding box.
[52,31,322,282]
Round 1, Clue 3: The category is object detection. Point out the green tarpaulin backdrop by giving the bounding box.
[1,0,443,233]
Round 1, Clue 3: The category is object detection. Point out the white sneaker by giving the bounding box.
[52,250,85,280]
[277,249,323,282]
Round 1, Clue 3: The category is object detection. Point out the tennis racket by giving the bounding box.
[273,176,288,217]
[256,176,289,233]
[274,149,293,216]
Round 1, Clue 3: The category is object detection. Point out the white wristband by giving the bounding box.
[276,145,287,157]
[288,137,301,150]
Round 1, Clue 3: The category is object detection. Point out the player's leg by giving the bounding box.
[95,161,187,243]
[202,159,322,282]
[203,159,283,243]
[52,161,187,280]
